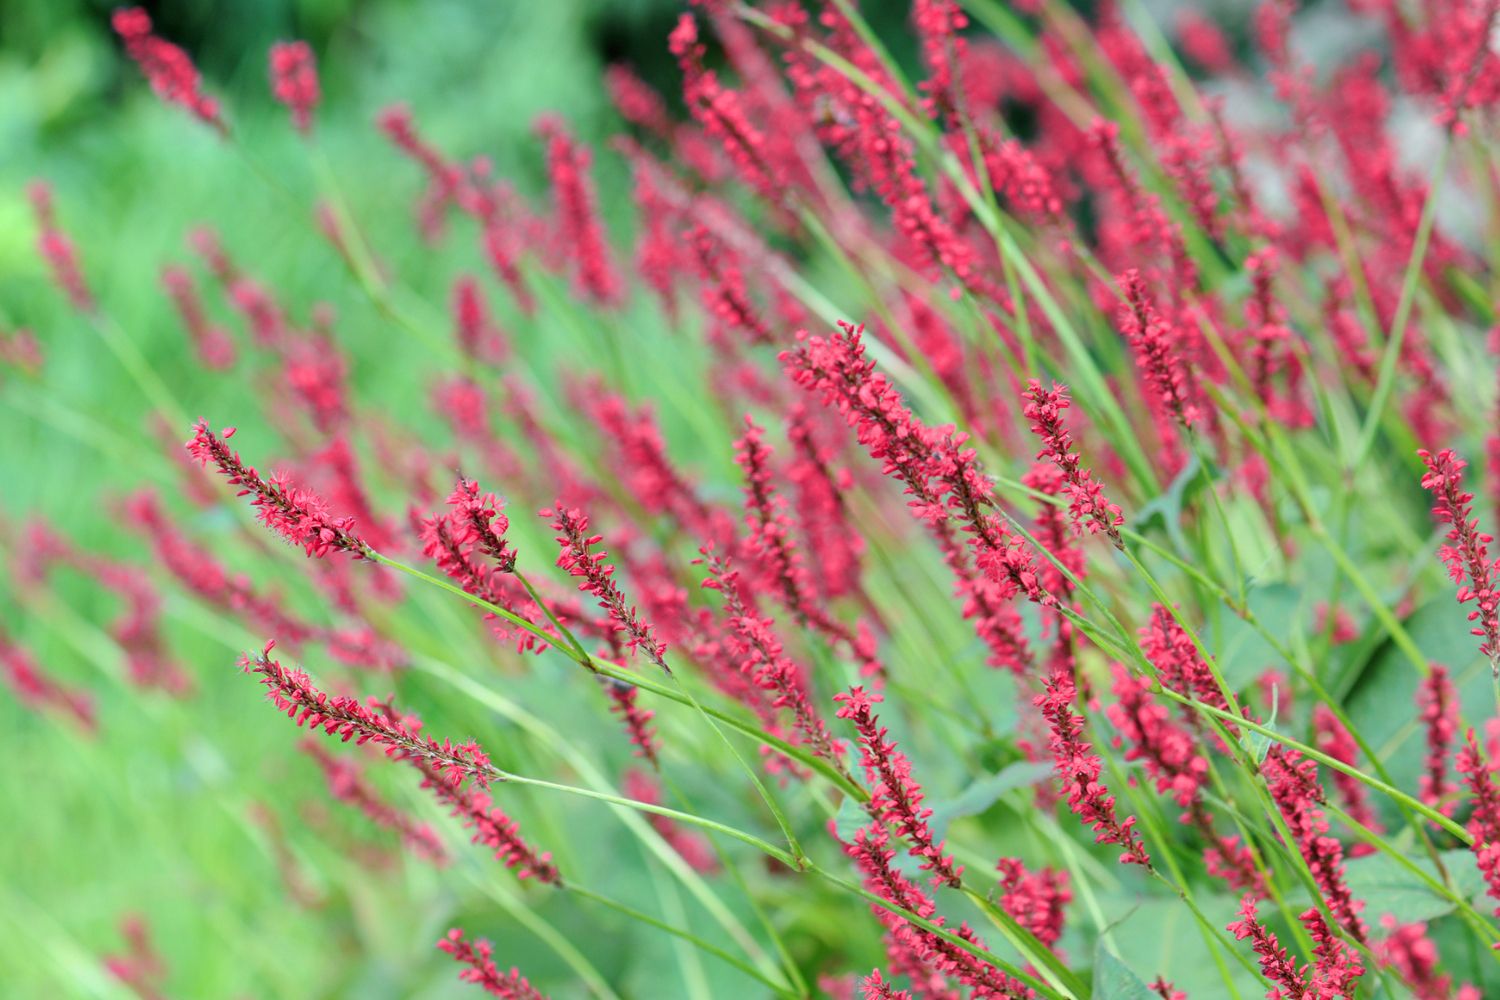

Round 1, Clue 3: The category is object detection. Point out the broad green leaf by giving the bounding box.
[929,761,1053,839]
[1093,949,1158,1000]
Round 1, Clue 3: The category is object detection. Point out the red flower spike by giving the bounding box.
[160,265,235,369]
[451,276,509,365]
[859,969,913,1000]
[28,181,94,313]
[242,645,493,786]
[1116,270,1200,428]
[784,322,1057,611]
[269,41,319,133]
[704,552,848,768]
[1419,449,1500,672]
[438,928,549,999]
[1262,746,1365,939]
[300,739,448,864]
[995,857,1070,949]
[1377,917,1480,1000]
[671,14,784,206]
[543,503,668,670]
[535,115,622,308]
[913,0,969,123]
[0,628,95,733]
[186,420,370,560]
[1150,977,1186,1000]
[1038,666,1151,867]
[414,754,560,885]
[1312,706,1383,846]
[1419,665,1458,810]
[605,65,672,137]
[102,914,167,1000]
[602,677,660,768]
[1227,895,1311,998]
[1458,730,1500,921]
[835,685,962,888]
[112,7,224,131]
[376,104,467,243]
[449,479,517,574]
[838,822,1025,996]
[1022,380,1125,547]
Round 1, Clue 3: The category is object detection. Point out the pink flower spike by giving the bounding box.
[1458,730,1500,921]
[28,181,94,314]
[160,265,235,369]
[1116,270,1200,427]
[112,7,224,131]
[1227,895,1310,998]
[300,739,448,864]
[543,503,667,670]
[1419,665,1458,810]
[186,420,369,560]
[269,41,320,133]
[836,685,962,888]
[438,928,549,999]
[535,115,622,308]
[1419,448,1500,673]
[1038,666,1151,867]
[1022,379,1125,547]
[242,644,493,786]
[859,969,913,1000]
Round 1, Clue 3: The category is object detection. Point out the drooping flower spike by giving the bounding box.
[112,7,224,131]
[187,421,370,560]
[269,41,320,133]
[543,502,667,670]
[438,928,549,999]
[1419,449,1500,672]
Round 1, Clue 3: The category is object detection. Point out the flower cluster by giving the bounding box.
[1021,380,1125,546]
[544,503,667,669]
[1038,666,1150,868]
[1262,746,1364,939]
[437,929,548,999]
[187,421,369,560]
[112,7,223,130]
[704,553,846,768]
[1458,731,1500,920]
[835,686,961,888]
[242,644,493,786]
[28,181,93,313]
[1419,448,1500,671]
[300,739,448,864]
[269,41,320,133]
[1419,665,1457,809]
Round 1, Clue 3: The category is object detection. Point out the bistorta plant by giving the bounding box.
[10,0,1500,997]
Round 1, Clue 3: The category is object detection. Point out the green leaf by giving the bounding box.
[1339,849,1486,924]
[1345,599,1490,795]
[1093,948,1158,1000]
[1212,583,1301,688]
[1134,452,1206,556]
[929,761,1054,838]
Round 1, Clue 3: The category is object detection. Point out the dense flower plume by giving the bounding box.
[111,7,223,131]
[544,503,667,669]
[1022,380,1124,547]
[243,643,493,785]
[28,181,93,314]
[835,685,961,888]
[16,0,1500,994]
[1420,449,1500,671]
[438,929,548,999]
[187,421,369,560]
[269,41,320,133]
